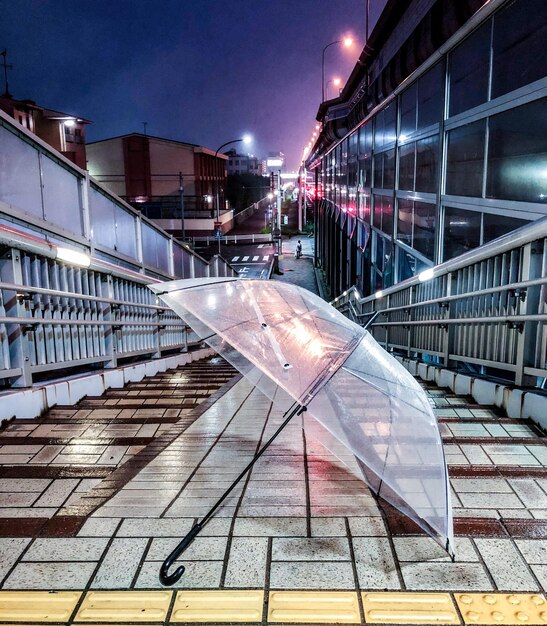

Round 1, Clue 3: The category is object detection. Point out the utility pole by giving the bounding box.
[142,122,148,136]
[1,49,13,98]
[276,170,282,257]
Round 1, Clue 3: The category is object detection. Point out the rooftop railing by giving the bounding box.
[332,217,547,388]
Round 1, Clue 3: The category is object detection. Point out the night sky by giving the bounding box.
[1,1,386,170]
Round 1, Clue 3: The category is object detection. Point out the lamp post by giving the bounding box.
[214,135,252,254]
[321,37,353,102]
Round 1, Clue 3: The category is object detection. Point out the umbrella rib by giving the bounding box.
[152,277,237,296]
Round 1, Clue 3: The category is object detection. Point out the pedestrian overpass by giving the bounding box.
[0,104,546,625]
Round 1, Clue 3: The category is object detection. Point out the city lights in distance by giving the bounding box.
[64,119,76,127]
[267,158,283,167]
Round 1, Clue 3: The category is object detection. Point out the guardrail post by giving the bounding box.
[514,242,532,386]
[101,274,117,369]
[443,271,456,368]
[0,248,33,387]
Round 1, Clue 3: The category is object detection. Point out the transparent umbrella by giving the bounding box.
[149,277,454,585]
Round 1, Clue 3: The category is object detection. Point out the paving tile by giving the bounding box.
[451,478,513,494]
[474,539,539,591]
[135,561,223,589]
[224,537,268,588]
[34,479,80,507]
[92,538,148,589]
[400,562,493,591]
[352,537,400,590]
[0,590,81,621]
[0,479,51,492]
[394,537,478,562]
[362,591,459,624]
[172,590,263,623]
[268,590,360,623]
[348,517,388,536]
[77,518,121,537]
[459,492,524,509]
[269,561,356,590]
[0,493,38,507]
[4,562,96,589]
[22,537,108,562]
[0,538,31,583]
[515,539,547,565]
[310,517,347,537]
[512,480,547,509]
[117,518,194,537]
[75,590,171,621]
[147,537,227,561]
[272,537,350,561]
[233,517,306,537]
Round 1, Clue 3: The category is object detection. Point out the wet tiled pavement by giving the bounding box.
[0,241,545,624]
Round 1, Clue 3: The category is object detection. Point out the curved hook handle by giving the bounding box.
[159,523,202,586]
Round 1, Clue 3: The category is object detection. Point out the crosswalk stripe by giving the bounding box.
[263,256,269,261]
[252,256,259,261]
[242,256,249,261]
[231,256,239,262]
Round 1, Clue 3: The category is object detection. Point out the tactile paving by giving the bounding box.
[171,590,263,622]
[267,591,360,623]
[362,592,460,624]
[455,593,547,625]
[0,591,81,622]
[74,591,171,622]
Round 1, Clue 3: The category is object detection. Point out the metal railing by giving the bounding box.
[332,217,547,388]
[0,109,238,389]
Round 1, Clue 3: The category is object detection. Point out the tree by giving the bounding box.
[225,174,270,212]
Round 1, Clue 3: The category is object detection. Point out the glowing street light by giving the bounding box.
[326,76,342,99]
[321,36,354,102]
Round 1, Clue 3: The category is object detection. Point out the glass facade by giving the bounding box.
[314,0,545,298]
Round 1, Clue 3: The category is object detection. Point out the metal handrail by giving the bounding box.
[0,317,186,328]
[0,282,171,311]
[332,217,547,387]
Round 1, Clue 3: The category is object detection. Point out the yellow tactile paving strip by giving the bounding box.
[455,593,547,625]
[75,591,171,622]
[0,591,546,624]
[268,591,360,623]
[172,590,264,623]
[362,592,460,624]
[0,591,81,622]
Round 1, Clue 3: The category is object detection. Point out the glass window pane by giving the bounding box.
[449,22,491,117]
[443,206,481,260]
[492,0,547,98]
[397,198,413,245]
[417,62,444,129]
[415,135,439,193]
[486,98,547,203]
[413,201,436,260]
[446,120,486,197]
[400,83,417,138]
[483,212,529,243]
[373,153,383,188]
[383,149,396,189]
[398,142,415,191]
[374,102,396,151]
[373,195,382,230]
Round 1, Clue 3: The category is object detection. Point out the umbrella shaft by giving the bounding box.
[202,402,306,526]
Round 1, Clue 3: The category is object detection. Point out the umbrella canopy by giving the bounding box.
[150,277,454,558]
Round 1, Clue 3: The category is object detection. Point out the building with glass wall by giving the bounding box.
[306,0,546,298]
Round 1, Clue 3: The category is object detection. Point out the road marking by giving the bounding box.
[263,255,269,261]
[238,267,249,273]
[252,256,259,261]
[257,244,265,248]
[242,256,249,261]
[231,256,240,262]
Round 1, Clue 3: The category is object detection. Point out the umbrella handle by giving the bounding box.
[159,522,202,585]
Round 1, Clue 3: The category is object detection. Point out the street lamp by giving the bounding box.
[326,77,342,100]
[321,36,353,102]
[213,135,252,253]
